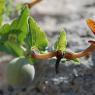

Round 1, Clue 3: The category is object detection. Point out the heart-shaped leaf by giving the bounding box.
[54,30,67,52]
[25,17,48,51]
[9,6,29,44]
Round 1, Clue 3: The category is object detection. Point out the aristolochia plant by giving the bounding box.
[0,0,95,88]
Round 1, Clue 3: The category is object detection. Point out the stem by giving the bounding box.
[31,43,95,60]
[31,51,56,59]
[25,0,42,9]
[64,42,95,59]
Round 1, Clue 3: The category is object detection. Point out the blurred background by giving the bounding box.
[0,0,95,95]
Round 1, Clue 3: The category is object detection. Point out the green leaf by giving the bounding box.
[26,17,48,51]
[54,30,67,52]
[61,58,68,63]
[0,6,28,56]
[0,41,24,57]
[10,6,29,44]
[0,24,10,43]
[0,44,13,55]
[70,58,80,64]
[4,41,24,57]
[0,23,10,34]
[0,16,2,26]
[0,0,5,25]
[0,42,24,57]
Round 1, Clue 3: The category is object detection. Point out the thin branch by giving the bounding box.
[31,51,56,59]
[64,40,95,59]
[31,41,95,60]
[25,0,42,9]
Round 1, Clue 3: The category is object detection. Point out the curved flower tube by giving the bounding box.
[86,18,95,35]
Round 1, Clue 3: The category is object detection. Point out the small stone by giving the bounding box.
[0,90,3,95]
[21,88,27,92]
[8,86,14,92]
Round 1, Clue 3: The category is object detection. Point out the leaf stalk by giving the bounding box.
[31,41,95,60]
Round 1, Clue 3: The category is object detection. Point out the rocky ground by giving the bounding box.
[0,0,95,95]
